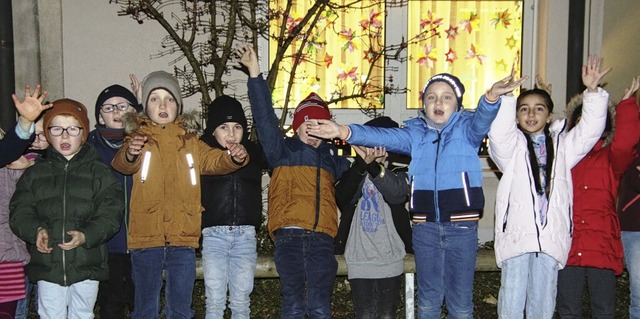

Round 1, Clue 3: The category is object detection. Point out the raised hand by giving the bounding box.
[129,74,142,103]
[58,230,86,250]
[306,119,348,140]
[622,76,640,100]
[535,74,553,95]
[582,55,611,92]
[12,84,54,132]
[487,68,529,100]
[36,227,53,254]
[236,43,260,78]
[125,135,148,162]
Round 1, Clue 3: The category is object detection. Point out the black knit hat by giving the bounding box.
[95,84,141,123]
[205,95,247,135]
[422,73,466,110]
[364,116,399,128]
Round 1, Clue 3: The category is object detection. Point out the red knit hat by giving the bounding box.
[43,99,90,142]
[292,93,331,134]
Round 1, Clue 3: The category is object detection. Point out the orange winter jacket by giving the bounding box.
[112,114,247,249]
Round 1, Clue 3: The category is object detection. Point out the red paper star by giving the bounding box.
[445,48,457,63]
[445,25,459,40]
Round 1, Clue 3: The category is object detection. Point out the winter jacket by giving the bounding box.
[111,113,248,249]
[87,127,133,254]
[200,134,263,230]
[565,96,639,275]
[346,95,501,222]
[9,144,124,286]
[0,123,33,167]
[247,76,349,239]
[489,89,609,269]
[618,143,640,231]
[0,167,29,265]
[334,156,413,255]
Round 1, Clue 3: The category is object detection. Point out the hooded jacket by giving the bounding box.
[346,95,501,222]
[563,95,639,274]
[111,112,248,249]
[489,89,609,269]
[247,76,349,239]
[10,144,124,286]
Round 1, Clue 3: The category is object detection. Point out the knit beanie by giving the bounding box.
[43,98,90,142]
[95,84,142,123]
[422,73,466,110]
[205,95,248,135]
[364,116,399,128]
[141,71,183,114]
[292,93,331,134]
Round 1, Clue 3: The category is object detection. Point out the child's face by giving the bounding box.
[48,115,84,160]
[423,82,458,124]
[297,121,323,148]
[517,94,551,134]
[30,119,49,150]
[99,96,137,129]
[146,89,178,125]
[213,121,244,148]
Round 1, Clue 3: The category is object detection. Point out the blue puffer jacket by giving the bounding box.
[347,96,500,222]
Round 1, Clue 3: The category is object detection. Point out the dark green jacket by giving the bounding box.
[10,144,124,286]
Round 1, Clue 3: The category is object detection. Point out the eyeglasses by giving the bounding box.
[100,102,132,113]
[48,126,83,137]
[35,132,46,142]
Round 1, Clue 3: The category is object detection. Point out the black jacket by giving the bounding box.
[334,155,413,254]
[200,134,263,229]
[0,123,33,167]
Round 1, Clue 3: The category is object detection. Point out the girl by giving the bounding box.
[489,56,610,318]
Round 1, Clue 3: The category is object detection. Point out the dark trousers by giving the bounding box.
[556,266,616,319]
[98,253,135,319]
[0,300,17,319]
[350,275,402,319]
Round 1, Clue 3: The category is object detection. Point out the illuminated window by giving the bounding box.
[268,0,385,109]
[407,1,523,109]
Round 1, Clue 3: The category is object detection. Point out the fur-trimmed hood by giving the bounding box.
[565,93,615,147]
[121,110,202,136]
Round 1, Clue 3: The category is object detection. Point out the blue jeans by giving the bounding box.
[498,252,558,319]
[350,275,402,319]
[412,221,477,319]
[15,275,35,319]
[130,246,196,319]
[623,231,640,319]
[202,226,257,319]
[274,229,337,319]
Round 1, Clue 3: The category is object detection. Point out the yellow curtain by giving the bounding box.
[407,1,523,109]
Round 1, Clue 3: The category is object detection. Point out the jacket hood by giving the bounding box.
[565,93,615,147]
[121,109,202,136]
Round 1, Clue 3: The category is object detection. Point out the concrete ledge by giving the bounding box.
[195,249,498,279]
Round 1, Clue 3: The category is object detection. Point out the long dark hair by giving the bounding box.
[517,89,555,195]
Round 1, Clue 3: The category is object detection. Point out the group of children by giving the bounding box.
[0,45,638,319]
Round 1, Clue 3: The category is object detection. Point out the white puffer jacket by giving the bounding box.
[489,89,609,269]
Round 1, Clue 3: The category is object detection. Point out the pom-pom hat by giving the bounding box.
[292,93,331,134]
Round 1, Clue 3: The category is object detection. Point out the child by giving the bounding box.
[238,44,350,318]
[333,116,413,319]
[10,99,125,319]
[489,56,610,318]
[308,70,524,318]
[111,71,249,319]
[1,84,52,167]
[556,76,640,318]
[618,143,640,319]
[89,84,142,319]
[200,94,263,319]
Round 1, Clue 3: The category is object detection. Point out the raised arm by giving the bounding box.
[610,76,640,176]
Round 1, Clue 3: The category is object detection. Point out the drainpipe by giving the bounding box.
[0,0,15,132]
[566,0,585,103]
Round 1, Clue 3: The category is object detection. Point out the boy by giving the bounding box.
[238,44,349,318]
[10,99,124,319]
[111,71,249,319]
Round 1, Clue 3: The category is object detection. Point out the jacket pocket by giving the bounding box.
[179,203,204,237]
[130,200,161,237]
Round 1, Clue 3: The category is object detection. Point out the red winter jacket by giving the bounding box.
[566,96,639,275]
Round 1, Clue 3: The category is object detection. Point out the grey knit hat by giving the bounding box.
[141,71,183,114]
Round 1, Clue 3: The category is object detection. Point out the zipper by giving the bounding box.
[524,151,543,252]
[62,162,69,286]
[312,149,321,231]
[124,176,129,254]
[433,131,442,222]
